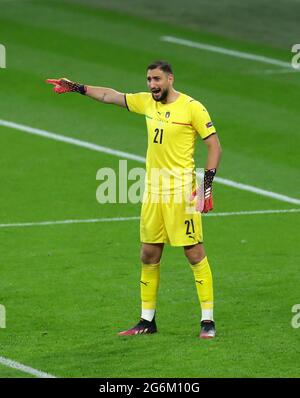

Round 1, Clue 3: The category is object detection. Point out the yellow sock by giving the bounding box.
[140,263,160,316]
[190,256,214,316]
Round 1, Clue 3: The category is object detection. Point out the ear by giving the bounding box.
[168,73,174,85]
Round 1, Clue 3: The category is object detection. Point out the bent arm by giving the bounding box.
[203,133,222,170]
[85,86,126,108]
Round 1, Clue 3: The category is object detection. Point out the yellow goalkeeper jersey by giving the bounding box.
[125,92,216,195]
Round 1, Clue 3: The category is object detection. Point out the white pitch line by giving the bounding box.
[263,68,300,75]
[244,68,300,76]
[161,35,295,69]
[0,356,56,378]
[0,209,298,229]
[0,216,140,228]
[0,118,300,205]
[214,176,300,206]
[0,119,145,163]
[203,208,300,217]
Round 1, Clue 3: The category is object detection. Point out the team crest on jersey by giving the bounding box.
[165,112,170,119]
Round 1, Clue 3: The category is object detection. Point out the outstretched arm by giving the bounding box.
[46,78,126,108]
[85,86,126,107]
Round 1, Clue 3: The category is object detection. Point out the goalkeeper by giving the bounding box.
[46,60,222,339]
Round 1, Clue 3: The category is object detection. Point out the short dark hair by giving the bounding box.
[147,60,173,74]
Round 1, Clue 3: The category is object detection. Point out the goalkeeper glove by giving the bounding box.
[191,168,216,213]
[46,78,86,95]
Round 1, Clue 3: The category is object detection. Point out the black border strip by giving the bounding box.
[124,94,129,111]
[203,132,216,140]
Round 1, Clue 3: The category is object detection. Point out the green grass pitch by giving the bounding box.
[0,0,299,378]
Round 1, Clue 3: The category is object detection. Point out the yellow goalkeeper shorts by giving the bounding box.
[140,192,203,247]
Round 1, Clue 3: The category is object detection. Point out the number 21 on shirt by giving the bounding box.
[153,128,164,144]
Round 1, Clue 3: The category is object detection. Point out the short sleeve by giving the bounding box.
[191,101,216,139]
[125,92,151,115]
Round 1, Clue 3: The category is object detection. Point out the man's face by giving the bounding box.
[147,68,173,102]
